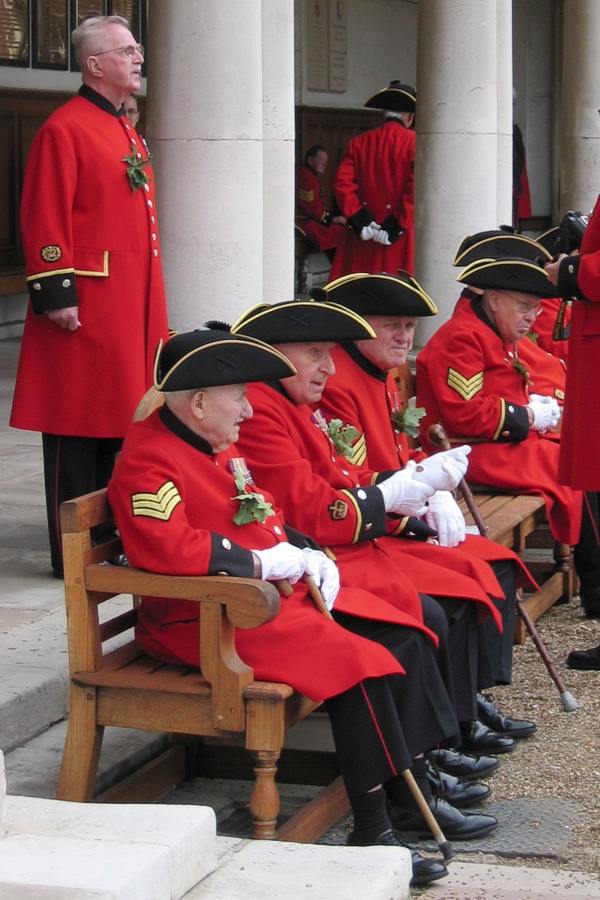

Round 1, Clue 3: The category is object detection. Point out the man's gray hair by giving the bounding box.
[72,15,130,67]
[163,388,202,410]
[384,110,412,126]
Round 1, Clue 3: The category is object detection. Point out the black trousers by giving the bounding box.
[423,594,479,724]
[332,610,458,794]
[42,434,122,576]
[574,492,600,595]
[478,559,518,687]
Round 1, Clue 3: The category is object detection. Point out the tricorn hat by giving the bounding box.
[365,81,416,114]
[453,230,551,267]
[457,258,557,299]
[320,271,438,317]
[536,225,560,255]
[153,329,296,391]
[230,299,375,344]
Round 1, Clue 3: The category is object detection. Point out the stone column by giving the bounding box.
[559,0,600,216]
[413,0,513,345]
[0,750,6,837]
[146,0,264,329]
[261,0,295,301]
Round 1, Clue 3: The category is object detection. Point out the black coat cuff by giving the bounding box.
[557,255,586,299]
[341,485,388,542]
[27,271,78,314]
[320,210,333,226]
[373,470,398,485]
[349,206,377,234]
[390,516,438,541]
[380,213,404,244]
[208,532,255,577]
[494,400,530,442]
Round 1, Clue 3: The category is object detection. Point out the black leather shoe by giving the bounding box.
[461,719,515,755]
[347,828,448,886]
[389,796,497,840]
[567,644,600,670]
[428,748,500,780]
[476,693,536,739]
[427,761,490,808]
[580,595,600,619]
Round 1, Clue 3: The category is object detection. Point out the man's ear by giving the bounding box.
[405,112,415,128]
[190,390,206,420]
[86,55,103,78]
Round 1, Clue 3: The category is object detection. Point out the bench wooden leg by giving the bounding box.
[554,541,574,603]
[249,748,281,839]
[56,683,104,801]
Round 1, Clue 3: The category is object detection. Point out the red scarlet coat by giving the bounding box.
[237,382,501,629]
[416,297,582,544]
[330,119,415,279]
[558,196,600,489]
[107,407,427,701]
[11,87,168,438]
[529,299,571,361]
[518,334,566,404]
[319,344,536,593]
[296,165,346,250]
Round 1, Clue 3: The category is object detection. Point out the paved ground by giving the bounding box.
[2,335,600,898]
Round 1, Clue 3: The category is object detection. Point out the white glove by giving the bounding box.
[301,548,340,611]
[412,446,471,492]
[527,395,560,432]
[360,221,381,241]
[376,461,435,516]
[372,228,391,245]
[252,543,306,584]
[424,491,466,548]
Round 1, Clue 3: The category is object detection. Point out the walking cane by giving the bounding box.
[278,575,454,860]
[428,423,579,713]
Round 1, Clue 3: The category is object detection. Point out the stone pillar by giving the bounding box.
[0,750,6,837]
[413,0,513,345]
[146,0,264,329]
[261,0,295,301]
[559,0,600,215]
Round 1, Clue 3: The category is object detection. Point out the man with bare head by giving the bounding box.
[11,15,168,577]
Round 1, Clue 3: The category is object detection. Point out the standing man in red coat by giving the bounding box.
[546,201,600,669]
[296,145,346,252]
[10,15,169,578]
[330,81,416,280]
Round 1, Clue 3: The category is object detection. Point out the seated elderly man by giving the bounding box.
[229,300,518,832]
[316,272,537,739]
[417,256,600,616]
[108,326,471,887]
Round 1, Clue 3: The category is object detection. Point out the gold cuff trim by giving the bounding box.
[492,398,507,440]
[340,489,363,543]
[27,267,75,282]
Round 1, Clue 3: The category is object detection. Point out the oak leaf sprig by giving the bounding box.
[231,472,275,525]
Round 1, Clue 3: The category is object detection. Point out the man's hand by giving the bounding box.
[252,543,306,584]
[372,228,391,245]
[360,221,381,241]
[412,446,471,492]
[527,395,561,432]
[376,461,435,516]
[301,548,340,611]
[424,491,466,547]
[46,307,81,331]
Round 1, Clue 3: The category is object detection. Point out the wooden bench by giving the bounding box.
[56,488,349,842]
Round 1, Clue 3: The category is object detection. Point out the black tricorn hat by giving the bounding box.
[536,225,560,255]
[153,329,296,391]
[230,299,375,344]
[365,81,416,113]
[453,230,551,267]
[457,258,557,298]
[321,271,438,317]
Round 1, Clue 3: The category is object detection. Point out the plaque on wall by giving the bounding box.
[110,0,140,41]
[0,0,30,67]
[33,0,69,69]
[71,0,106,27]
[328,0,347,93]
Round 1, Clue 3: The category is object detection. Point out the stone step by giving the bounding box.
[418,861,600,898]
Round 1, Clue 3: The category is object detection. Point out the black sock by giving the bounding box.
[386,756,432,812]
[349,786,391,842]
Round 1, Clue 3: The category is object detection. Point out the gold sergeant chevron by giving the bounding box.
[348,432,367,466]
[447,367,484,400]
[131,480,182,521]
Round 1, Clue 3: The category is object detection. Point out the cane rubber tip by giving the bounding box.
[561,691,579,712]
[439,840,454,861]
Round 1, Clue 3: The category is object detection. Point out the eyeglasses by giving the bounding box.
[93,44,144,60]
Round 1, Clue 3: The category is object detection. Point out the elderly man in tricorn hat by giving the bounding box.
[330,81,416,280]
[417,256,600,620]
[108,325,460,887]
